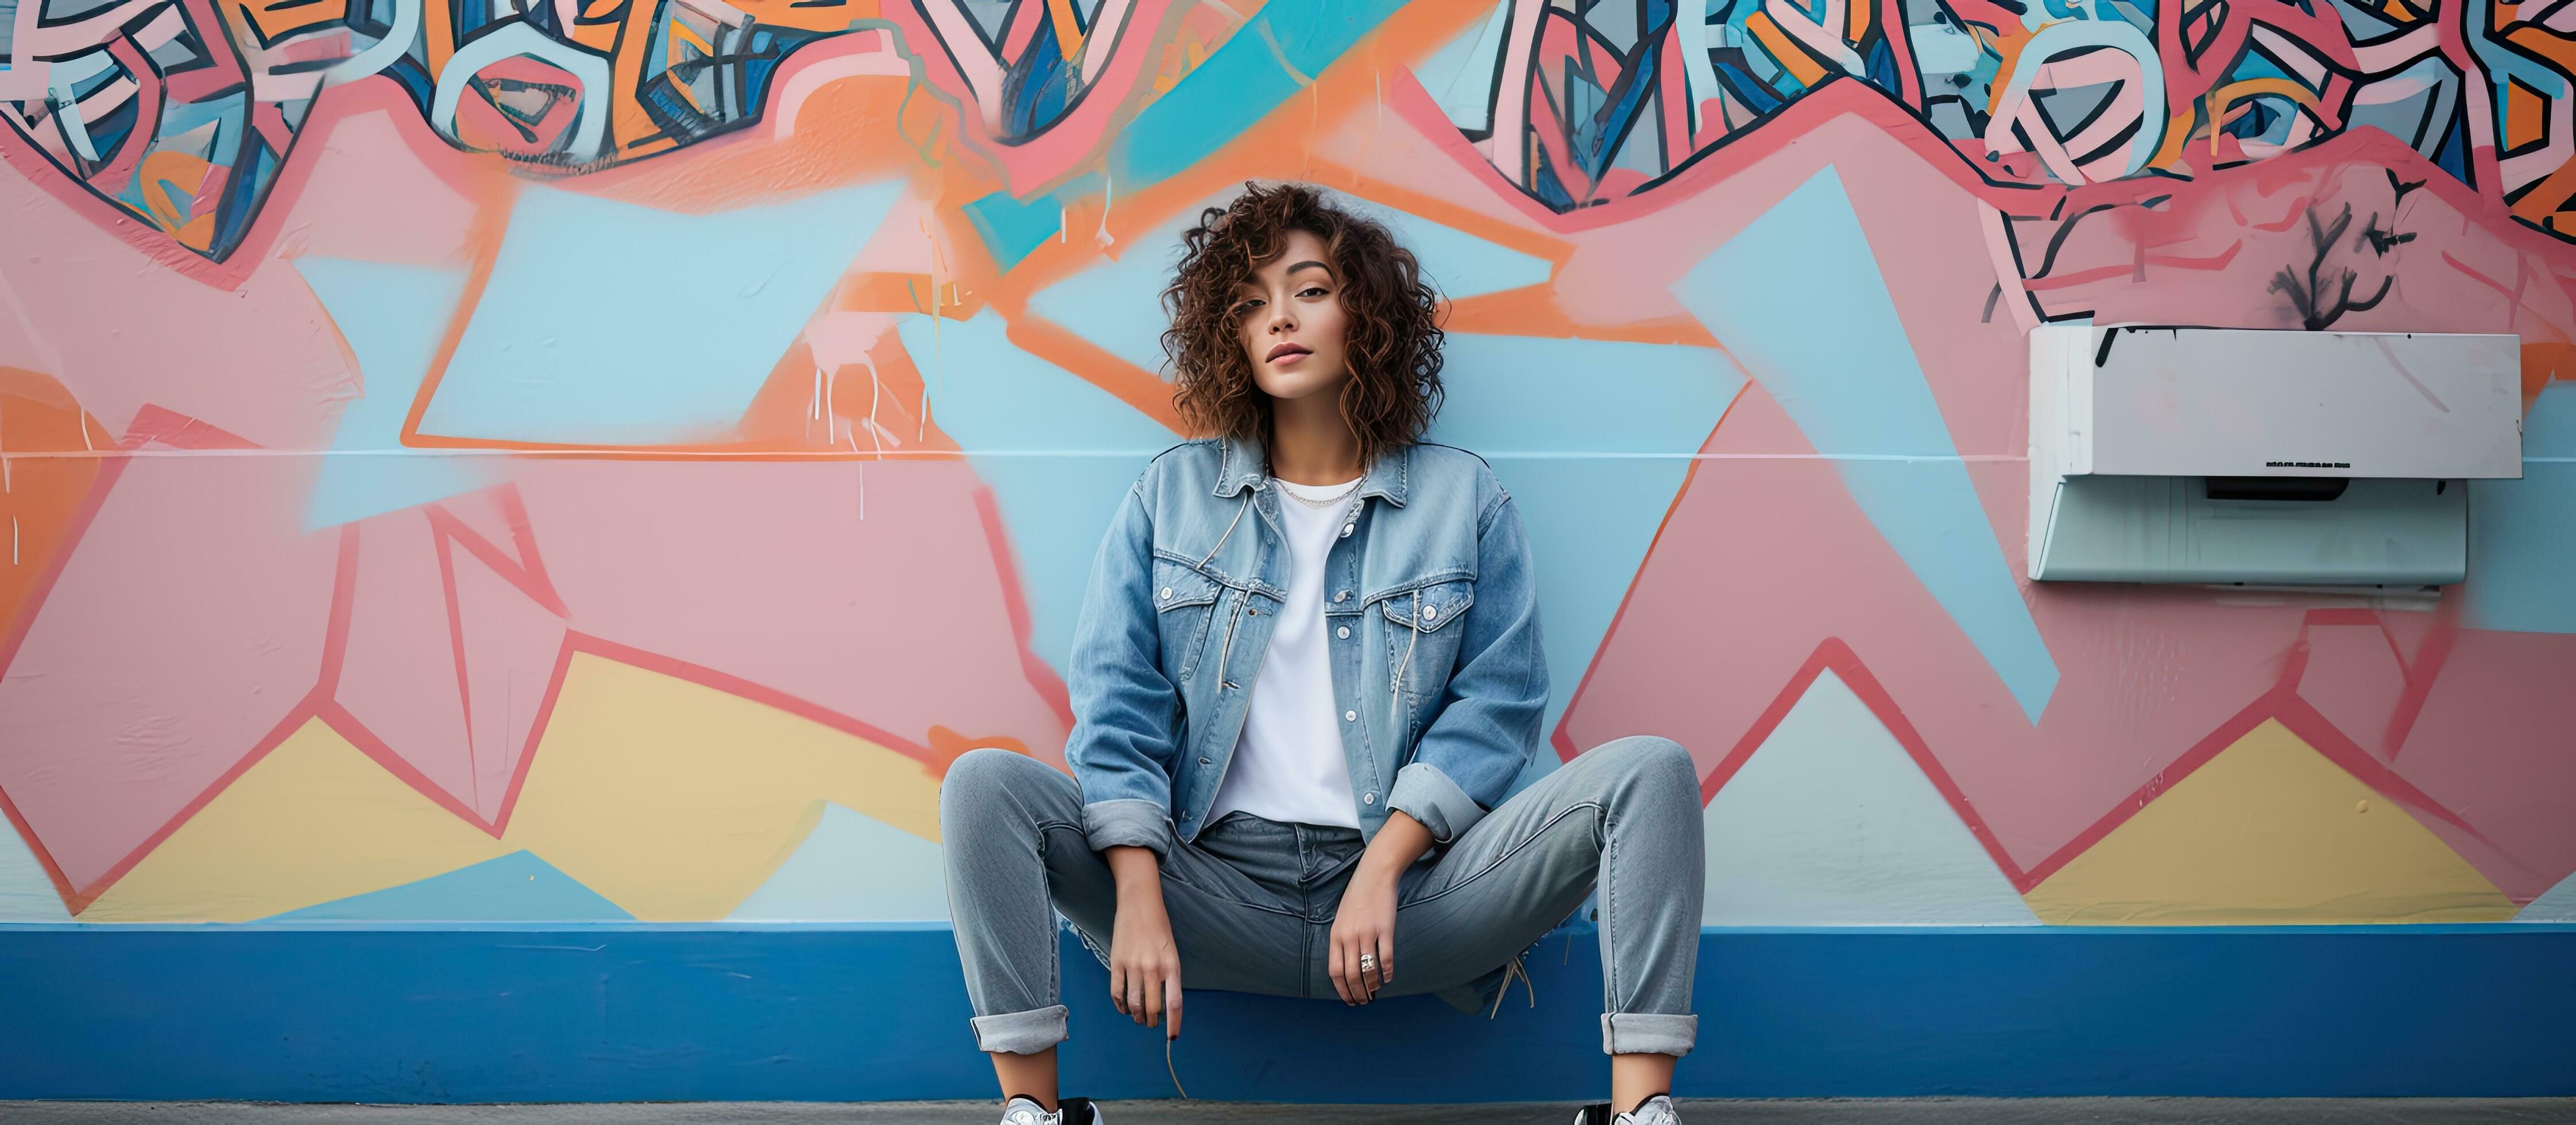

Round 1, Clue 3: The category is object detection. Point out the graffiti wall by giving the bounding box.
[1,0,2571,931]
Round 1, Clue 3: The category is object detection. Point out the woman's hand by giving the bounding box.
[1328,869,1398,1004]
[1104,845,1183,1038]
[1329,810,1433,1004]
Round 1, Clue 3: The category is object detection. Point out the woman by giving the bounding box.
[940,183,1704,1125]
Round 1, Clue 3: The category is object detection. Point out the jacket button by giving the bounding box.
[1421,604,1437,620]
[1198,758,1211,766]
[1336,626,1350,639]
[1340,525,1353,538]
[1161,587,1173,600]
[1363,792,1376,805]
[1335,590,1349,602]
[1344,710,1357,721]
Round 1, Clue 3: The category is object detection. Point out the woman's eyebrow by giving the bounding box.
[1284,260,1330,276]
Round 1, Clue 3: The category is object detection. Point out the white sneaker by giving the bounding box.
[1001,1095,1102,1125]
[1575,1093,1680,1124]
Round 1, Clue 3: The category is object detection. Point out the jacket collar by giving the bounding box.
[1214,433,1410,508]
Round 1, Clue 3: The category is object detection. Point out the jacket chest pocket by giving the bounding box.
[1378,579,1476,706]
[1152,559,1223,683]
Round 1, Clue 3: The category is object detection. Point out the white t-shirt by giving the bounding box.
[1204,476,1363,830]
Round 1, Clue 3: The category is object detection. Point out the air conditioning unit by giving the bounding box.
[2028,326,2523,585]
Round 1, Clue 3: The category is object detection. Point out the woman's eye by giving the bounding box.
[1299,286,1329,298]
[1235,299,1263,315]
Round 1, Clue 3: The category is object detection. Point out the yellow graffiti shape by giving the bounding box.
[78,653,948,922]
[494,652,943,921]
[2024,720,2518,925]
[79,719,514,922]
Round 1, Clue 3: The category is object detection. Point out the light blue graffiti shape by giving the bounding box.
[262,851,633,921]
[1425,333,1742,746]
[1987,21,2165,177]
[964,189,1066,272]
[899,309,1175,673]
[2523,866,2576,921]
[1025,203,1198,375]
[1380,207,1554,300]
[295,257,497,531]
[1028,189,1552,375]
[112,98,247,219]
[1108,0,1410,188]
[321,0,420,88]
[1909,17,1985,76]
[1672,165,2059,723]
[429,23,612,163]
[1414,1,1513,132]
[727,802,950,921]
[0,824,69,922]
[418,180,905,446]
[44,51,115,163]
[2465,382,2576,634]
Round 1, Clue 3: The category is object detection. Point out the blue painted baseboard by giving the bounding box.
[2,923,2570,1102]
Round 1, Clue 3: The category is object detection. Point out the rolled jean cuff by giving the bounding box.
[1602,1012,1697,1057]
[971,1004,1069,1055]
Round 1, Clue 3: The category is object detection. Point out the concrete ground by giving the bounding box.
[3,1101,2574,1122]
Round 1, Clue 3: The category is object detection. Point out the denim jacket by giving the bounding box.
[1064,436,1548,859]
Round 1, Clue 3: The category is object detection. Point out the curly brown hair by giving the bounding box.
[1159,182,1445,470]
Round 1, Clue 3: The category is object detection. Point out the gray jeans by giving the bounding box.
[939,735,1703,1057]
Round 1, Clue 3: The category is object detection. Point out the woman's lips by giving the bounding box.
[1267,343,1312,362]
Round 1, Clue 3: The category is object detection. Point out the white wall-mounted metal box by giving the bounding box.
[2029,325,2523,585]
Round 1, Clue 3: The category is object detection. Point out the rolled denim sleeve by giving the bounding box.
[1387,490,1547,844]
[1063,478,1181,859]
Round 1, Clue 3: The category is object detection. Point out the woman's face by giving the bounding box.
[1234,228,1351,406]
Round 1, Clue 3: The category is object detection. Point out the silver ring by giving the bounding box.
[1357,953,1376,969]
